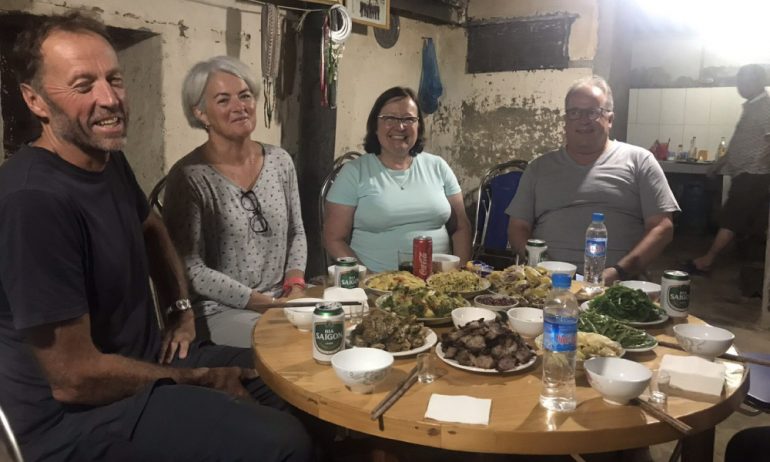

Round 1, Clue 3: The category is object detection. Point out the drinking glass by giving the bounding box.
[417,352,436,384]
[397,250,413,273]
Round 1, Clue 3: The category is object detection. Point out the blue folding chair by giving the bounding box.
[472,159,528,269]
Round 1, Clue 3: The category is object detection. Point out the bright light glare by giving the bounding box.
[636,0,770,63]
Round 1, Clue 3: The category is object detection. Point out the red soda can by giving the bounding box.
[412,236,433,280]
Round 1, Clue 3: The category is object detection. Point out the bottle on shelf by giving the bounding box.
[688,136,698,161]
[540,273,579,412]
[674,144,684,161]
[717,137,727,158]
[584,212,607,290]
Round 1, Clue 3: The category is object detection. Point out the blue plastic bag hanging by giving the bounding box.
[418,38,442,114]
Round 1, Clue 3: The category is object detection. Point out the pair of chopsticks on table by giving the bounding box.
[632,398,693,435]
[252,300,363,309]
[370,365,419,420]
[657,340,770,367]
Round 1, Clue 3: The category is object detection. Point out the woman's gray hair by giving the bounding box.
[565,75,614,111]
[181,55,260,129]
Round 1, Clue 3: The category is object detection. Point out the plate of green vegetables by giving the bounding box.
[577,310,658,352]
[580,285,669,327]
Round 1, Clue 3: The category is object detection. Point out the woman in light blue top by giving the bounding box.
[324,87,472,272]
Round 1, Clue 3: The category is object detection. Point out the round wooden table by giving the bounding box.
[252,308,747,460]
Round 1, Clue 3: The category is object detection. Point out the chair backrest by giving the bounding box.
[472,159,528,257]
[318,151,363,267]
[0,404,23,462]
[148,175,167,215]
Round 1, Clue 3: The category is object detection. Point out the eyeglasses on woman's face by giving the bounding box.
[377,115,419,127]
[564,107,612,121]
[240,190,269,234]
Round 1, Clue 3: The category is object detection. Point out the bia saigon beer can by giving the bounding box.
[412,236,433,280]
[661,270,690,318]
[525,239,547,265]
[312,302,346,364]
[334,257,359,288]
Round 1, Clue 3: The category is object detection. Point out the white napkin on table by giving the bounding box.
[424,394,491,425]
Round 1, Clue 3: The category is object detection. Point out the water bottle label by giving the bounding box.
[585,238,607,257]
[543,319,577,352]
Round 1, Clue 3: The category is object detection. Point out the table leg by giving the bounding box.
[681,427,715,462]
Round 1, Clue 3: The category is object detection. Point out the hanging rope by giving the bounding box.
[261,4,283,128]
[320,4,351,108]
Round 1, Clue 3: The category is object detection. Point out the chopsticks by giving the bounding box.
[632,398,693,435]
[370,365,419,420]
[255,300,363,309]
[657,340,770,367]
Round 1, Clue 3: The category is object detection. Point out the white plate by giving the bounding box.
[579,301,669,327]
[623,335,659,353]
[346,327,438,357]
[535,333,626,369]
[435,343,537,374]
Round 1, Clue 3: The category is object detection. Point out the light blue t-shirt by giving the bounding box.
[326,152,462,272]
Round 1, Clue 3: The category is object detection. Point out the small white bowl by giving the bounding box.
[331,348,394,394]
[432,253,461,273]
[451,307,496,329]
[507,307,544,337]
[619,280,661,302]
[326,264,368,281]
[537,261,577,278]
[473,294,519,311]
[584,357,652,405]
[673,324,735,358]
[283,297,324,331]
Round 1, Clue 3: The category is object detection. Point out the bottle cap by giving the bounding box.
[551,273,571,289]
[592,212,604,222]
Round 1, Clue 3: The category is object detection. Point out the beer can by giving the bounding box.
[312,302,346,364]
[526,239,547,265]
[661,270,690,318]
[412,236,433,280]
[334,257,359,288]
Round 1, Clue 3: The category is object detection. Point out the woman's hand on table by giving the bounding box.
[159,309,196,364]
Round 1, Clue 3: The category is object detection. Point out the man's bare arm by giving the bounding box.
[25,315,250,406]
[507,217,532,259]
[604,213,674,284]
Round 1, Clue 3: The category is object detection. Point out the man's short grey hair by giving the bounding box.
[181,55,260,129]
[565,75,614,112]
[737,64,767,87]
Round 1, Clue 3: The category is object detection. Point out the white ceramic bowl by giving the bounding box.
[507,307,544,337]
[432,253,461,273]
[326,264,368,281]
[283,297,324,331]
[619,280,661,302]
[473,294,519,311]
[673,324,735,358]
[331,347,394,394]
[584,357,653,405]
[451,307,497,329]
[537,261,578,279]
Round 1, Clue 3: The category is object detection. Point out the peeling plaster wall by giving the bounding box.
[1,0,278,193]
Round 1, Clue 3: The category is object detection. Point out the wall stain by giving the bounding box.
[178,20,189,38]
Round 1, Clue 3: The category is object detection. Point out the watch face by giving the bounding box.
[175,299,192,311]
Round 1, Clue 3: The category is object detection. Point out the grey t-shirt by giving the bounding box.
[506,141,680,270]
[163,144,307,316]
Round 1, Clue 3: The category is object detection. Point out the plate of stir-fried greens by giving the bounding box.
[578,310,658,352]
[582,285,669,327]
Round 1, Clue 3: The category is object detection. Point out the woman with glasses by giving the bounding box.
[163,56,307,348]
[324,86,472,273]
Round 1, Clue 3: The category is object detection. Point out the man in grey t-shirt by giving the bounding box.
[506,76,680,284]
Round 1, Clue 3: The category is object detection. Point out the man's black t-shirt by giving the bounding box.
[0,145,160,448]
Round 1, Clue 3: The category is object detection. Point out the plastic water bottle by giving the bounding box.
[584,212,607,290]
[540,273,578,412]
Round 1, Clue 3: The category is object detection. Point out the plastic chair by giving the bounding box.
[319,151,363,267]
[472,159,528,269]
[0,404,23,462]
[743,351,770,412]
[148,175,167,215]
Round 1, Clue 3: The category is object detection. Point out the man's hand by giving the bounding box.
[159,310,195,364]
[193,367,255,400]
[602,267,621,286]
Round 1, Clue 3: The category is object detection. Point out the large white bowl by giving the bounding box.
[432,253,461,273]
[537,261,577,279]
[331,348,394,394]
[283,298,324,331]
[584,357,652,405]
[673,324,734,358]
[451,306,497,329]
[326,264,368,281]
[619,280,661,302]
[507,307,544,337]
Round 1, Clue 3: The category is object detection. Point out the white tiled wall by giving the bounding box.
[626,88,747,160]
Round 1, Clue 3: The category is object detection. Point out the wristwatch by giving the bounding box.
[171,298,192,313]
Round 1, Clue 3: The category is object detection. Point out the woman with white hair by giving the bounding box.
[163,56,307,348]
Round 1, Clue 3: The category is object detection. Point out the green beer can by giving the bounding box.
[312,302,346,364]
[662,270,690,318]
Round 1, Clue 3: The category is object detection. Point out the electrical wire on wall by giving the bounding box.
[320,4,351,108]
